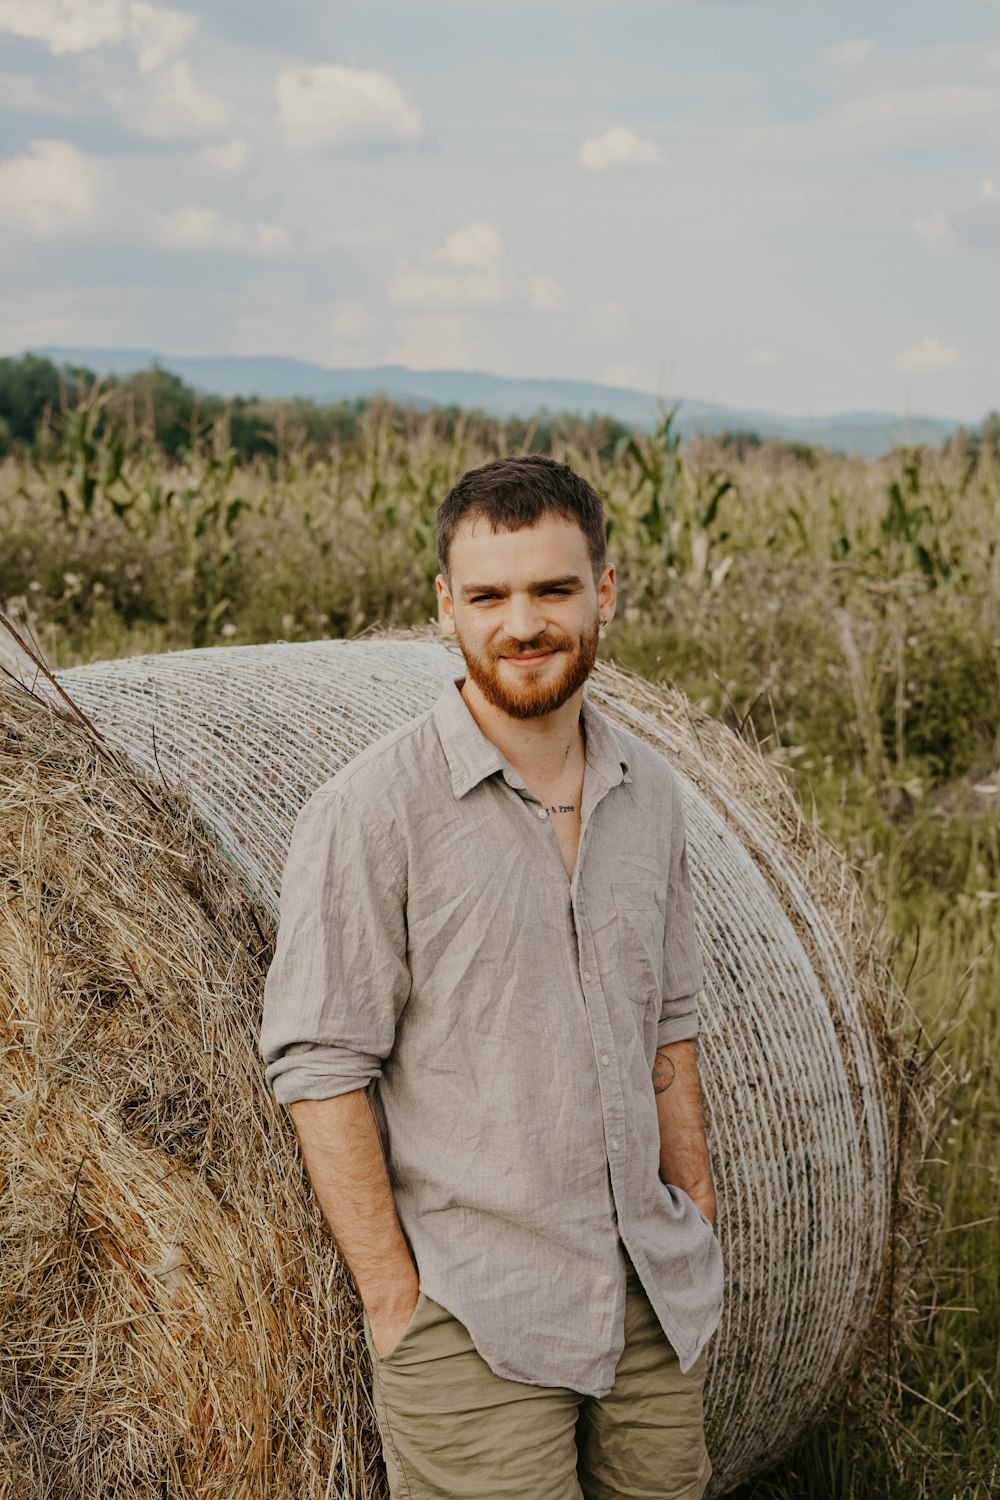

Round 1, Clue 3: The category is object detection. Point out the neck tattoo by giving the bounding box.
[547,804,576,814]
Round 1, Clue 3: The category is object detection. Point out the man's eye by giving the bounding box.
[544,588,570,595]
[471,594,499,603]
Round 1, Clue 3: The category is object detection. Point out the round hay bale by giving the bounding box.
[0,631,908,1497]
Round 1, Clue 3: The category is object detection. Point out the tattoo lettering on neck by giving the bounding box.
[547,804,576,814]
[652,1053,676,1094]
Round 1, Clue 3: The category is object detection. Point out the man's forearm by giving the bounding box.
[652,1038,716,1222]
[288,1089,418,1317]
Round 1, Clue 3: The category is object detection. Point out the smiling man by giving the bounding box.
[259,454,723,1500]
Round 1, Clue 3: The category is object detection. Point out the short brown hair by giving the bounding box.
[435,454,607,582]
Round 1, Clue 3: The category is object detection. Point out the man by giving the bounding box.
[259,454,724,1500]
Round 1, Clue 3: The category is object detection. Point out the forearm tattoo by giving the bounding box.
[651,1052,676,1094]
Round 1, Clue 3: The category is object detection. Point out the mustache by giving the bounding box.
[491,637,566,659]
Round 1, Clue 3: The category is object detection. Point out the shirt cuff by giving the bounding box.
[656,1000,700,1048]
[264,1043,383,1105]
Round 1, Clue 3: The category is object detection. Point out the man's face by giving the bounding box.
[435,512,616,721]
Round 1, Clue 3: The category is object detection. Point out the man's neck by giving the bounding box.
[459,676,587,787]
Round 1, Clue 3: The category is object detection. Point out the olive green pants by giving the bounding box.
[362,1255,712,1500]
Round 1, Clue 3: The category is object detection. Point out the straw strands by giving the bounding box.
[0,670,382,1498]
[0,629,911,1497]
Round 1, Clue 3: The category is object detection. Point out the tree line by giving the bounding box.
[0,353,638,465]
[5,353,992,469]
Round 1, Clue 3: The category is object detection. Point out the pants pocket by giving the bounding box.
[364,1290,430,1365]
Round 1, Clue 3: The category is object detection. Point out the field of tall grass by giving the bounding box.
[2,398,997,1498]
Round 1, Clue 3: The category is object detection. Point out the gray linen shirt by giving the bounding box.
[259,676,724,1396]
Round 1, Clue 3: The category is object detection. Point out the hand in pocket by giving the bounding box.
[368,1288,423,1359]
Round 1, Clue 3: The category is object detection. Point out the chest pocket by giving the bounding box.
[612,880,665,1010]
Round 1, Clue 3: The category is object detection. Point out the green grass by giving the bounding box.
[1,407,996,1496]
[729,817,998,1499]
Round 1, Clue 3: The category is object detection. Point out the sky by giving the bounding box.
[1,0,998,420]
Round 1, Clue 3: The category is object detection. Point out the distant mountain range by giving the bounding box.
[32,347,961,457]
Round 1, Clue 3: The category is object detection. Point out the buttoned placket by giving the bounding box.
[503,755,632,1207]
[572,771,631,1203]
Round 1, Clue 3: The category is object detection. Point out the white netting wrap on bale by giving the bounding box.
[1,632,906,1497]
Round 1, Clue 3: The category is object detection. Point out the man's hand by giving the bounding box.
[366,1270,421,1357]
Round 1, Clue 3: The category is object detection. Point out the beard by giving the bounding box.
[454,612,601,720]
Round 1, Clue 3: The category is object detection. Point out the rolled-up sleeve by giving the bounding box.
[259,786,410,1105]
[657,781,705,1047]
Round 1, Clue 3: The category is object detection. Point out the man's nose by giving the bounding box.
[504,594,547,641]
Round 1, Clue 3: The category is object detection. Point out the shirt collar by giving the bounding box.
[432,676,631,800]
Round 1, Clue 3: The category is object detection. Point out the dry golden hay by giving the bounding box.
[0,625,920,1498]
[0,670,383,1498]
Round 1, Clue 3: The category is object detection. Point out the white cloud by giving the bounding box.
[157,204,289,256]
[0,0,125,54]
[578,126,663,171]
[389,263,507,308]
[389,222,566,316]
[743,84,1000,163]
[833,85,997,136]
[1,3,206,140]
[822,38,875,67]
[200,138,249,172]
[391,222,508,307]
[890,336,959,373]
[434,221,504,275]
[385,316,472,370]
[576,301,629,345]
[0,1,193,67]
[746,348,777,366]
[912,209,959,252]
[0,138,101,235]
[129,59,228,138]
[128,1,193,72]
[2,13,222,142]
[274,64,422,151]
[527,276,568,314]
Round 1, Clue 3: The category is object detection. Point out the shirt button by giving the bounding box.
[582,969,592,981]
[536,807,548,819]
[610,1138,620,1151]
[600,1054,610,1066]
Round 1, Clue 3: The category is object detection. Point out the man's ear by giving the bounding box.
[435,573,457,637]
[597,561,616,627]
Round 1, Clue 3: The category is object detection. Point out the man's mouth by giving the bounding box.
[502,649,557,666]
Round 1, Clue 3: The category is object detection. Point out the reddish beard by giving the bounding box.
[454,615,601,720]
